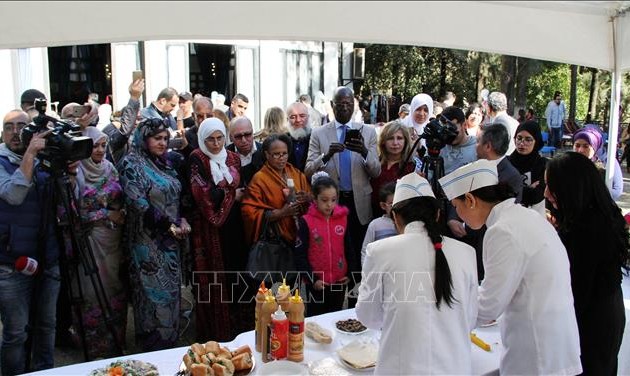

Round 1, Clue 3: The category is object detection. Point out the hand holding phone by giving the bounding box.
[132,70,143,82]
[344,128,362,147]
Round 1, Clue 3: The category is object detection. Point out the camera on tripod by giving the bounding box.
[21,98,93,173]
[420,115,459,156]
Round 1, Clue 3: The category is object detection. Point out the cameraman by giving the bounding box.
[0,109,63,374]
[439,106,478,175]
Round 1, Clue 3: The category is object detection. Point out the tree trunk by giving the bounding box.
[569,65,578,123]
[476,53,490,103]
[515,57,530,116]
[439,49,447,98]
[501,55,517,115]
[587,69,599,122]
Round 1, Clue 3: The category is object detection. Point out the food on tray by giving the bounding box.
[335,318,367,333]
[88,359,159,375]
[181,341,254,376]
[305,321,333,344]
[337,340,378,370]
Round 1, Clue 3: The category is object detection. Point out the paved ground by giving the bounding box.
[4,148,630,372]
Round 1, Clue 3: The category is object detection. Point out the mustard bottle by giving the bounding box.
[287,289,305,362]
[254,281,268,352]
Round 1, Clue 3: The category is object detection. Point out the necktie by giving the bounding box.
[339,125,352,191]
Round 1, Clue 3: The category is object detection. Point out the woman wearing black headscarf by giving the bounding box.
[507,120,548,215]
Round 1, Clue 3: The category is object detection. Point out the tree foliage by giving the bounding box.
[362,43,630,124]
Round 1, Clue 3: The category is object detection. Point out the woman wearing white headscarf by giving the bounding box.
[403,93,434,140]
[189,118,242,341]
[75,126,127,358]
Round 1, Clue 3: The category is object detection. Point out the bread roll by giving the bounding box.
[183,353,194,370]
[306,321,333,344]
[202,352,216,366]
[215,357,235,375]
[230,345,251,358]
[216,347,232,359]
[204,341,220,355]
[231,352,253,371]
[191,343,206,356]
[211,363,230,376]
[190,363,213,376]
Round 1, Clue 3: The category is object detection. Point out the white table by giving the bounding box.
[27,308,501,375]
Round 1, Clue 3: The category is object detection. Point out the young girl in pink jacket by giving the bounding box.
[295,172,351,317]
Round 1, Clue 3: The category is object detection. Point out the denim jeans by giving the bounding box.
[549,126,563,148]
[0,264,60,375]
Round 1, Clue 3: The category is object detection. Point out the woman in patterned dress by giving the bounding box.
[75,127,127,358]
[118,118,191,351]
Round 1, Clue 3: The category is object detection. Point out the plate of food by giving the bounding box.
[336,339,378,372]
[178,341,254,376]
[89,359,159,375]
[257,360,309,375]
[335,318,368,335]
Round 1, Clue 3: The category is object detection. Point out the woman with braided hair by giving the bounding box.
[356,172,478,375]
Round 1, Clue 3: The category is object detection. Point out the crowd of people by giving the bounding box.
[0,81,628,376]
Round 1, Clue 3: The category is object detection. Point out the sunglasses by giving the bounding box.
[233,131,253,140]
[143,118,169,129]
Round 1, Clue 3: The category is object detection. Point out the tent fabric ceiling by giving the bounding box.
[0,1,629,71]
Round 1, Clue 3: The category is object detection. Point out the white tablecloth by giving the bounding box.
[27,308,502,375]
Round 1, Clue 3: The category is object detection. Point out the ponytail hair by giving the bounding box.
[392,196,456,309]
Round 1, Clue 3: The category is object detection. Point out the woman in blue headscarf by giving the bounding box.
[118,118,191,351]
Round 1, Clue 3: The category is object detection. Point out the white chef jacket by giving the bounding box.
[478,199,582,375]
[356,221,478,375]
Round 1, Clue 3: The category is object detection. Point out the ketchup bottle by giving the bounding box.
[270,306,289,360]
[15,256,39,276]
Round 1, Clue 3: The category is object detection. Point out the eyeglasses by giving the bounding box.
[3,122,27,132]
[270,151,289,160]
[515,135,535,144]
[205,135,224,145]
[232,131,253,140]
[288,114,308,121]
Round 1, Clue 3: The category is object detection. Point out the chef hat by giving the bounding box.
[392,172,435,207]
[438,159,499,200]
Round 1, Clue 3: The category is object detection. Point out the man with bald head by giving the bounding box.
[227,116,263,186]
[286,102,311,172]
[179,96,214,156]
[0,109,63,374]
[306,87,380,306]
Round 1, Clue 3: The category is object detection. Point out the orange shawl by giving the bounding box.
[241,162,310,246]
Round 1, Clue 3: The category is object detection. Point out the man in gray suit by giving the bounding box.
[305,87,381,301]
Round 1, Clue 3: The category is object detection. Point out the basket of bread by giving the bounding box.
[180,341,254,376]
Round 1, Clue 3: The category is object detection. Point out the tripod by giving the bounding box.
[47,168,123,361]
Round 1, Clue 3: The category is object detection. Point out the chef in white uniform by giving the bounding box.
[439,159,582,375]
[356,172,478,375]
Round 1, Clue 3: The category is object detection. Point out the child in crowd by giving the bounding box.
[295,172,351,317]
[361,181,398,267]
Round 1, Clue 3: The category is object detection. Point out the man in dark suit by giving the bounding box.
[286,102,311,172]
[227,116,264,188]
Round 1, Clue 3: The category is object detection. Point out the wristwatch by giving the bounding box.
[169,223,178,237]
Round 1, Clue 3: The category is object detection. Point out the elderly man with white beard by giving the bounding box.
[286,102,311,172]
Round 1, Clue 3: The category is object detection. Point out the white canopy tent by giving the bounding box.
[1,0,629,184]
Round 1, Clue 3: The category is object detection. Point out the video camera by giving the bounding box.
[420,115,459,157]
[21,98,93,173]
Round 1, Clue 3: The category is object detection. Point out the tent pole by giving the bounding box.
[605,16,622,191]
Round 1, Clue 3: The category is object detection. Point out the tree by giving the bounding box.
[568,65,578,123]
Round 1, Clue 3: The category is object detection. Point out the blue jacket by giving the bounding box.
[0,156,59,265]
